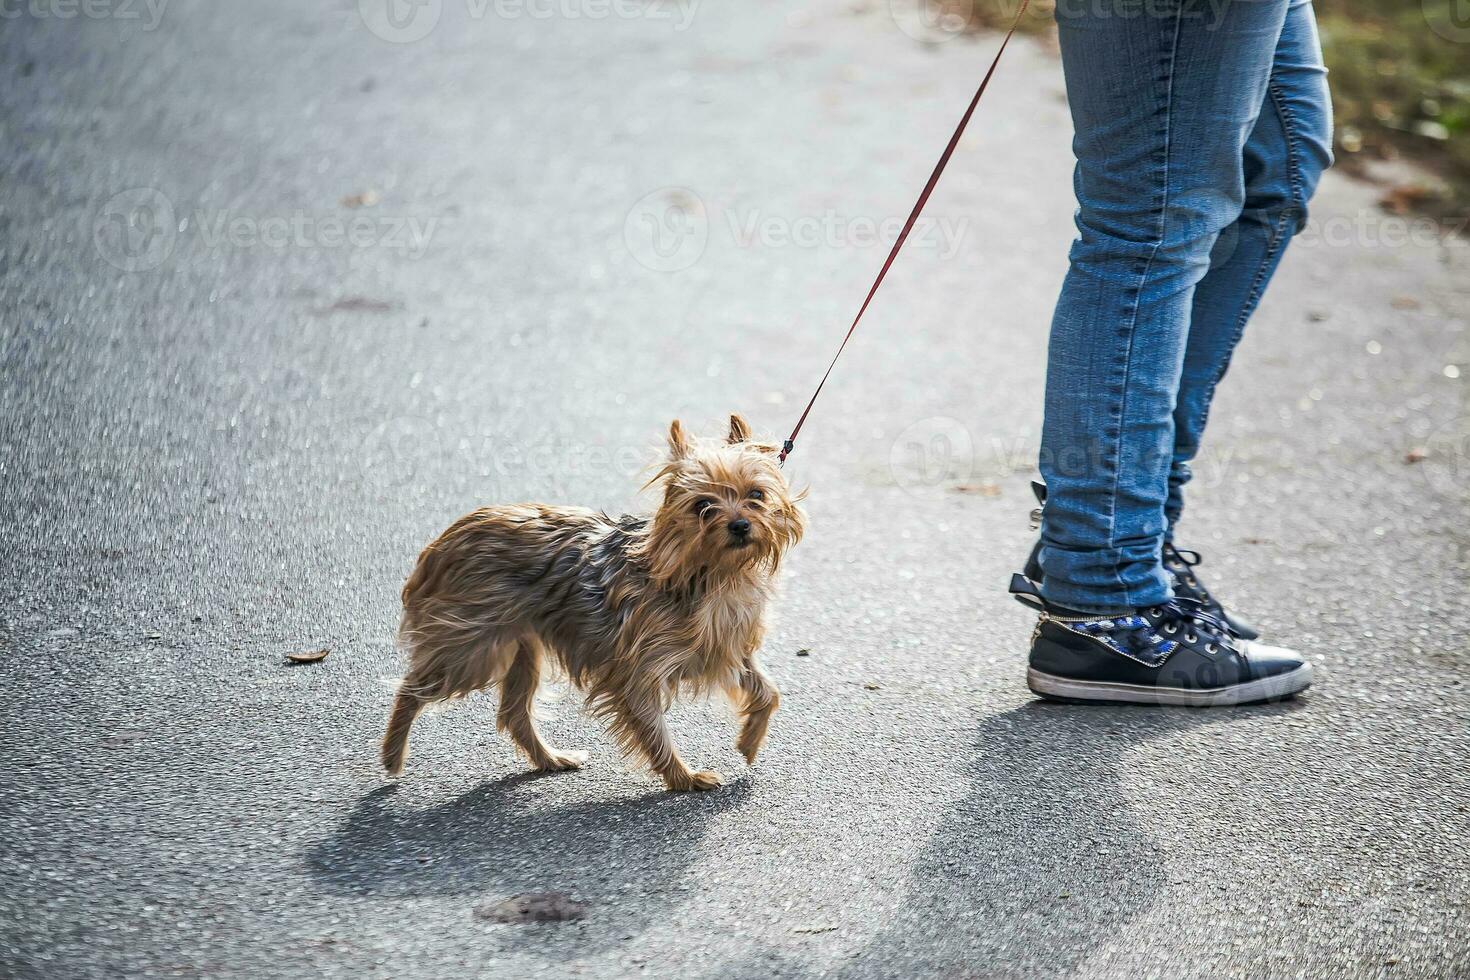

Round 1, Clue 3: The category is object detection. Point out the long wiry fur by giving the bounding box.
[382,413,806,791]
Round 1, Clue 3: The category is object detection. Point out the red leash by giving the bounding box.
[779,0,1032,466]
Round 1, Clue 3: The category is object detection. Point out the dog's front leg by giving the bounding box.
[732,659,780,765]
[607,689,722,792]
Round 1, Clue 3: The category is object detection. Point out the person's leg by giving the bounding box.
[1165,0,1334,533]
[1038,0,1292,613]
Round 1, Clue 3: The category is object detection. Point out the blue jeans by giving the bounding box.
[1037,0,1333,613]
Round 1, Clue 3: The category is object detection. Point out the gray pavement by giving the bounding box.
[2,1,1468,977]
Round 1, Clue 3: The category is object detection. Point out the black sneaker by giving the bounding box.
[1009,574,1312,706]
[1162,541,1259,640]
[1022,481,1261,640]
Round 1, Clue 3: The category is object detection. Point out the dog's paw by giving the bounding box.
[538,750,589,772]
[668,769,724,792]
[736,720,770,765]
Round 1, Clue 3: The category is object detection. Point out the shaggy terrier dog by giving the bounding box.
[382,414,806,791]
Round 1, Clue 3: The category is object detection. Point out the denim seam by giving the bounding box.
[1268,77,1308,220]
[1107,3,1184,609]
[1194,80,1302,437]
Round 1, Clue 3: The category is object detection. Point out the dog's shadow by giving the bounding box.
[306,768,752,950]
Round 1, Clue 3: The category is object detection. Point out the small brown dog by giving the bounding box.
[382,414,806,791]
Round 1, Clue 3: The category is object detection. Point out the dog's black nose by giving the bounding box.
[727,518,751,537]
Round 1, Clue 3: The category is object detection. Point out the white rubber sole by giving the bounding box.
[1027,662,1313,707]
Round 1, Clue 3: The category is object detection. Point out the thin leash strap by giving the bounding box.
[779,0,1032,466]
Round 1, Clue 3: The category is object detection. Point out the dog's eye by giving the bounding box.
[692,498,715,517]
[747,488,765,501]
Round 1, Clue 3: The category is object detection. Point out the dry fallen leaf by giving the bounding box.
[951,482,1002,497]
[286,648,331,665]
[475,892,587,924]
[100,734,141,749]
[863,682,881,691]
[1378,184,1434,215]
[1405,447,1429,464]
[341,189,381,209]
[313,297,401,316]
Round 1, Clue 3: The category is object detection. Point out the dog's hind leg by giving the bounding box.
[496,637,587,773]
[384,620,519,775]
[382,688,425,775]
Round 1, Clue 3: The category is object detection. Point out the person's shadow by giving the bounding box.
[305,770,754,959]
[809,699,1309,978]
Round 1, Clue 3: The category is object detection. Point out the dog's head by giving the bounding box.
[643,414,807,583]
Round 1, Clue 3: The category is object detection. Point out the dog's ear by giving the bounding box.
[727,413,752,445]
[668,419,692,459]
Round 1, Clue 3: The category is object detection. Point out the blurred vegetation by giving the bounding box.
[1315,0,1469,212]
[952,0,1470,214]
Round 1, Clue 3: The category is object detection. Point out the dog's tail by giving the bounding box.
[381,687,425,775]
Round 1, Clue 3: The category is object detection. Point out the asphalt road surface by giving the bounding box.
[3,1,1468,977]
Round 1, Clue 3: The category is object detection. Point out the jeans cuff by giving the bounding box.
[1038,548,1172,613]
